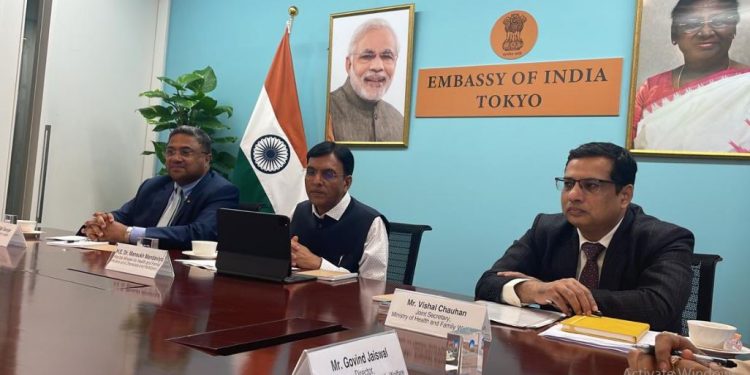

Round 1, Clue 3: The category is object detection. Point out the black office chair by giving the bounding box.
[386,222,432,285]
[680,253,722,335]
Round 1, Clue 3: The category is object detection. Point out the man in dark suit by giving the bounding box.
[475,142,693,332]
[82,126,239,250]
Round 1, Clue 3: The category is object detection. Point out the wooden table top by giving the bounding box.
[0,230,628,374]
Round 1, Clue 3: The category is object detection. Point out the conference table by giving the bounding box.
[0,229,630,374]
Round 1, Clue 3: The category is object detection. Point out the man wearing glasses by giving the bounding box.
[289,141,389,280]
[81,126,239,249]
[475,142,693,332]
[327,18,404,142]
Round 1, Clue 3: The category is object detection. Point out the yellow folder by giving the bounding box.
[560,315,650,343]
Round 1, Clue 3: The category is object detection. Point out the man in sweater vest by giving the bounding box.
[290,141,389,280]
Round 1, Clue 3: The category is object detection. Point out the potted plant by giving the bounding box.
[137,66,236,177]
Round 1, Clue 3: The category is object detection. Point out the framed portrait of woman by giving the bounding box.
[325,4,415,147]
[627,0,750,159]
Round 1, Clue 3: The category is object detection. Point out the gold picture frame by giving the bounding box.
[325,4,415,147]
[626,0,750,159]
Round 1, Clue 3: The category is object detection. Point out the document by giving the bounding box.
[475,300,565,328]
[539,323,658,354]
[47,236,109,248]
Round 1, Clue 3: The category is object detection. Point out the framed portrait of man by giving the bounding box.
[627,0,750,159]
[325,4,415,147]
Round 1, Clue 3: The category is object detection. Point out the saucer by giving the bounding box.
[693,343,750,358]
[182,250,217,260]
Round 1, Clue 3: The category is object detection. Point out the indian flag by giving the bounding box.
[233,27,308,217]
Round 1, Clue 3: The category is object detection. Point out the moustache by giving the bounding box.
[362,72,389,82]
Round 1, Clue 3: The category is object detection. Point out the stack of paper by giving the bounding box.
[539,323,658,354]
[475,300,565,329]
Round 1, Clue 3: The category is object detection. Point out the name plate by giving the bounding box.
[292,331,407,375]
[0,223,26,248]
[105,243,174,278]
[385,289,491,340]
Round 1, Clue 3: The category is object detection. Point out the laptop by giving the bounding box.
[215,208,315,283]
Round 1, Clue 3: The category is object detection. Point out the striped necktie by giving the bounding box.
[157,186,183,227]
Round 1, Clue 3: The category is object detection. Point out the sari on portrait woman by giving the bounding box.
[632,67,750,152]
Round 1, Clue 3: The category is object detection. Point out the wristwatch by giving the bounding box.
[125,226,133,243]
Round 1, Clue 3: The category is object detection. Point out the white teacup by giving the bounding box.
[687,320,737,349]
[191,240,218,256]
[17,220,37,233]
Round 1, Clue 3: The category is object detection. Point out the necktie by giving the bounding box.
[579,242,605,290]
[157,186,183,227]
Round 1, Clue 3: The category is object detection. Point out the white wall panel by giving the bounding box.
[32,0,167,229]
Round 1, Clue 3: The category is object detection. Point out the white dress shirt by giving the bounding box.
[297,193,389,281]
[500,216,624,307]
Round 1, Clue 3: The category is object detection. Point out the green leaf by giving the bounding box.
[152,141,167,156]
[212,105,233,118]
[173,97,199,109]
[198,66,217,92]
[158,112,177,122]
[158,167,168,176]
[149,118,176,128]
[138,105,171,120]
[139,89,168,99]
[153,123,176,132]
[177,72,203,86]
[193,96,217,111]
[195,117,229,130]
[185,92,206,101]
[157,76,184,90]
[177,72,202,87]
[142,150,155,155]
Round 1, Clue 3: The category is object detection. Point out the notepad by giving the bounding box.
[560,315,650,343]
[295,269,358,281]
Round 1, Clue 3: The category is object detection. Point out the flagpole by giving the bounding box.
[287,6,298,34]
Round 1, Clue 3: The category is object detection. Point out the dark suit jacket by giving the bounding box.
[111,170,239,250]
[475,204,694,332]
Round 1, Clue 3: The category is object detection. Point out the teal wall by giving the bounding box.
[166,0,750,338]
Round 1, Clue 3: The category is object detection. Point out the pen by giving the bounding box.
[633,344,737,368]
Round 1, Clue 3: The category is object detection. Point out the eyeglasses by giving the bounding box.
[164,148,207,158]
[305,168,342,181]
[555,177,616,194]
[676,14,739,34]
